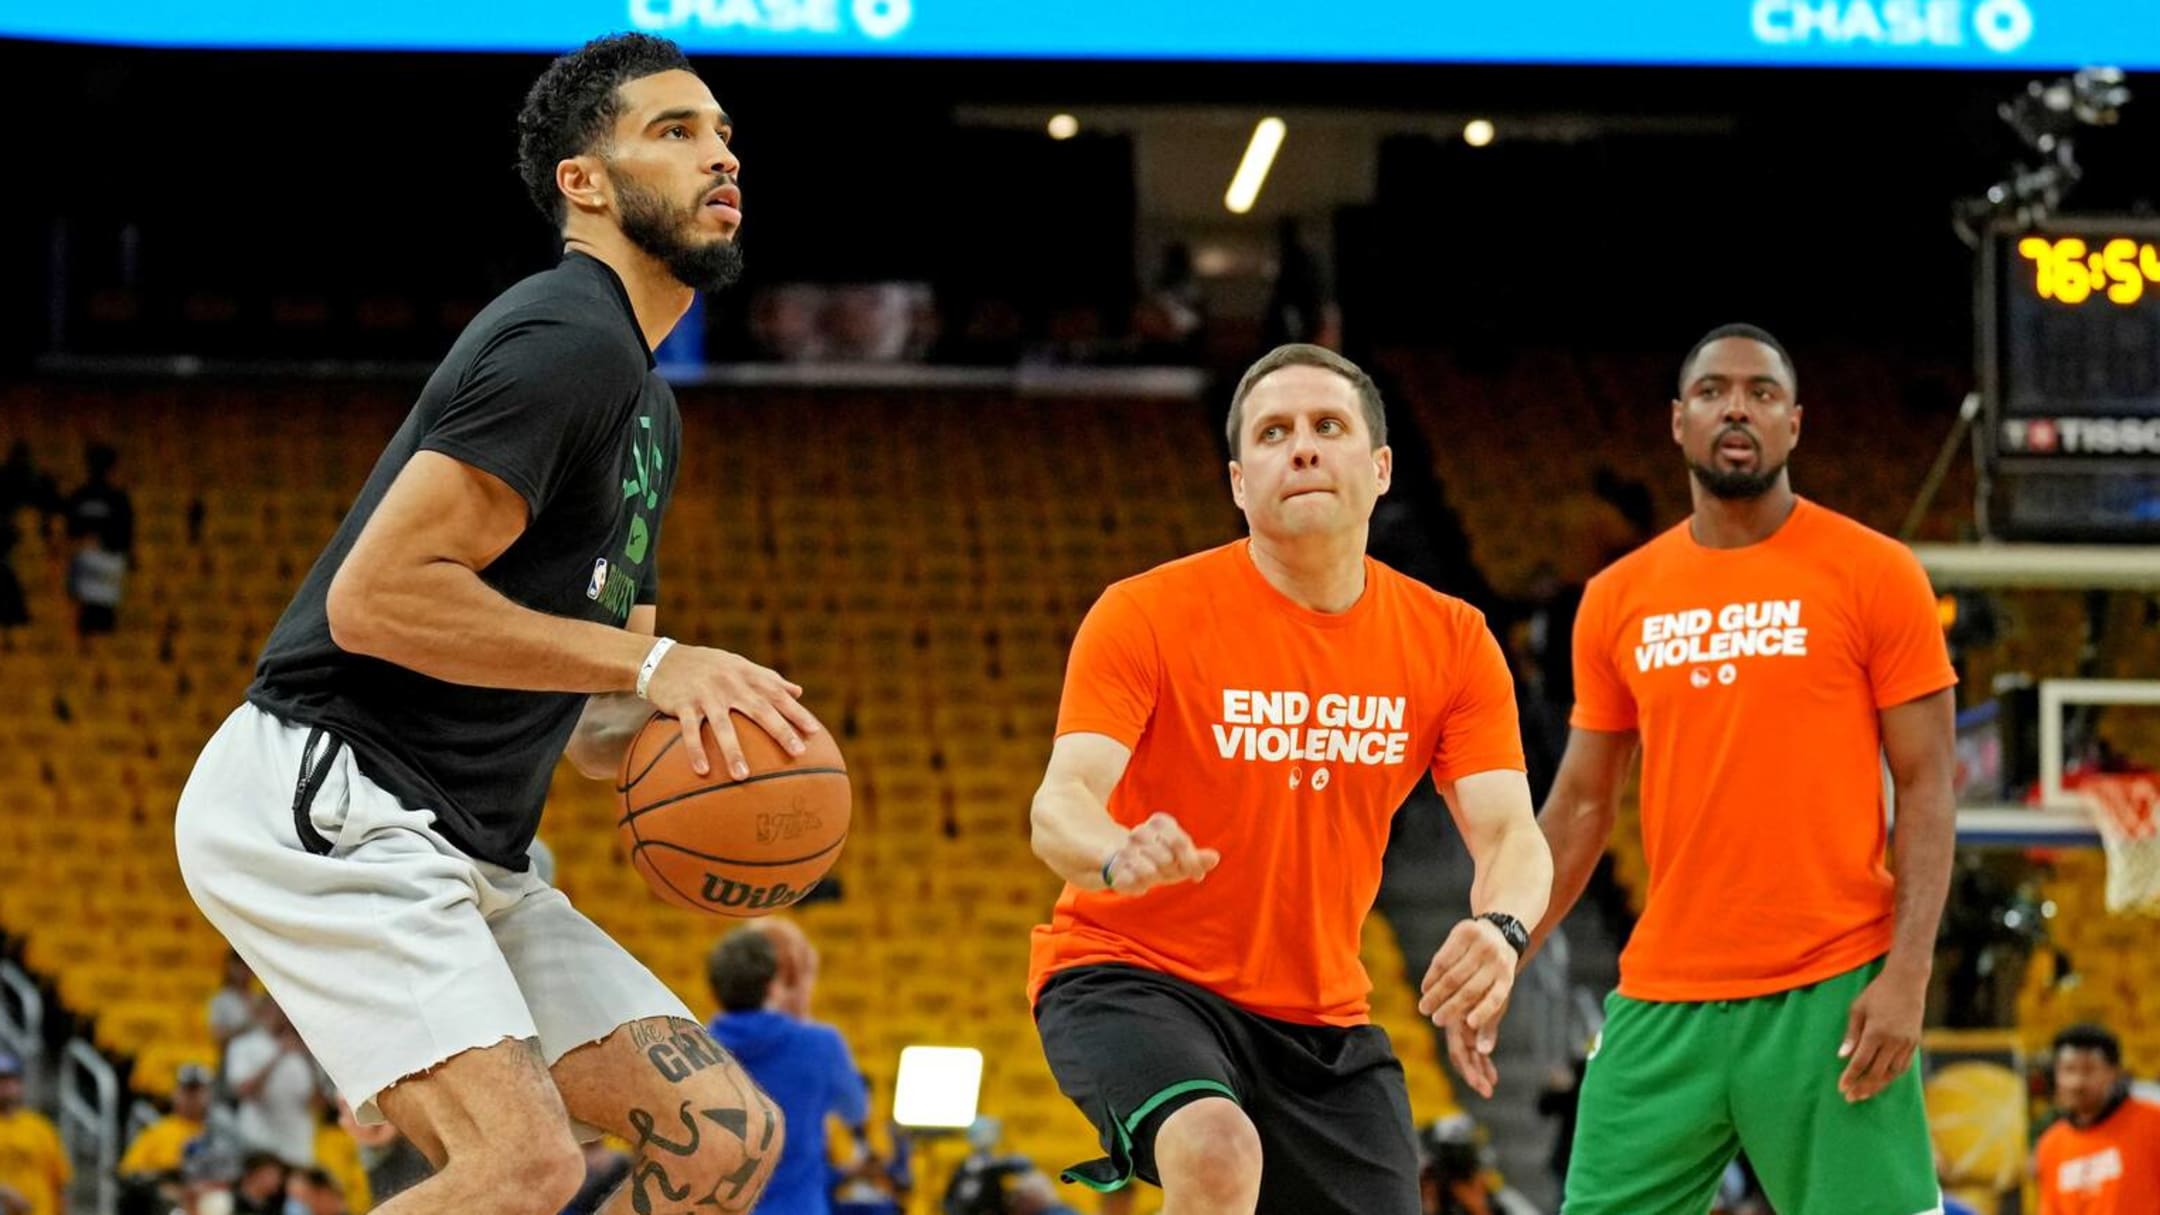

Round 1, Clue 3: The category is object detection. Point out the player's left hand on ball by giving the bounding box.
[1837,969,1925,1103]
[1418,918,1518,1075]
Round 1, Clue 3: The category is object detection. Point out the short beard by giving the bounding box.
[1687,457,1787,500]
[613,169,745,294]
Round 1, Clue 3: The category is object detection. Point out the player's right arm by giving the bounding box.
[327,452,815,779]
[1030,581,1217,896]
[327,450,657,695]
[1029,734,1219,894]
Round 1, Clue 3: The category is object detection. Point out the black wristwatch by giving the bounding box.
[1476,912,1529,957]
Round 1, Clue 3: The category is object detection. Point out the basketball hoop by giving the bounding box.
[2081,773,2160,917]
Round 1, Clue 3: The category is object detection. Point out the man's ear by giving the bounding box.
[556,154,611,217]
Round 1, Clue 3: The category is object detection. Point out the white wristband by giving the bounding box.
[635,637,677,701]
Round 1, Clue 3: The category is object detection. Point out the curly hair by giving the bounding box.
[516,32,694,228]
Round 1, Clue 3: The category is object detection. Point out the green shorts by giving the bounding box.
[1563,958,1943,1215]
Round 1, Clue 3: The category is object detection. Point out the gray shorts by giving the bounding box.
[175,703,693,1123]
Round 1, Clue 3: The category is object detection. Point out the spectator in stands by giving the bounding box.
[308,1105,373,1212]
[0,441,48,652]
[117,1063,214,1213]
[830,1077,911,1214]
[227,1152,289,1215]
[940,1118,1032,1215]
[1132,242,1205,363]
[1535,1055,1586,1194]
[1003,1171,1079,1215]
[62,442,134,650]
[1418,1115,1537,1215]
[64,535,126,648]
[707,927,870,1215]
[335,1096,429,1205]
[286,1166,350,1215]
[755,916,821,1019]
[210,950,257,1061]
[225,997,323,1168]
[64,442,134,558]
[2036,1022,2160,1212]
[0,442,56,510]
[0,1052,68,1215]
[0,440,61,543]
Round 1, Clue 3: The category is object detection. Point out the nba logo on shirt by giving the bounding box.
[586,558,609,601]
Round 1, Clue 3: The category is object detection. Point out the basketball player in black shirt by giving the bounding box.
[177,34,803,1215]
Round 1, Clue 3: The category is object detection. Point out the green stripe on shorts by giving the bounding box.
[1062,1078,1241,1194]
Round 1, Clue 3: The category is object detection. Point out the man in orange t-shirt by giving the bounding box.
[1027,344,1553,1215]
[1507,325,1960,1215]
[2037,1023,2160,1215]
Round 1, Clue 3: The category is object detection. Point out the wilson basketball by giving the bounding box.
[616,711,851,917]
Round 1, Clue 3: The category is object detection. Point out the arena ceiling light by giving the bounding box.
[1047,113,1079,140]
[1223,116,1287,214]
[892,1046,983,1129]
[1464,118,1496,147]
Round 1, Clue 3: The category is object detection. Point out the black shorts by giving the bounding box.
[1033,964,1420,1215]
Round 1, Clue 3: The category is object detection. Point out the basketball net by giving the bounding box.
[2082,773,2160,917]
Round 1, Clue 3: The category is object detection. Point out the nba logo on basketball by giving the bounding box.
[586,557,609,600]
[756,807,821,844]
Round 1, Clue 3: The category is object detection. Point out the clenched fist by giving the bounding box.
[1102,813,1220,896]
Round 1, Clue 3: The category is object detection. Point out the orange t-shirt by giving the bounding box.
[1571,498,1956,1002]
[1027,540,1525,1026]
[2036,1096,2160,1215]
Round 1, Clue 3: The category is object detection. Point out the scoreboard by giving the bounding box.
[1979,218,2160,542]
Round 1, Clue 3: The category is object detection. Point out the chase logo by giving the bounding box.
[1750,0,2033,54]
[587,557,609,601]
[629,0,913,40]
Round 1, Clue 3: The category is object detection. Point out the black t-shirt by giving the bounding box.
[249,252,680,869]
